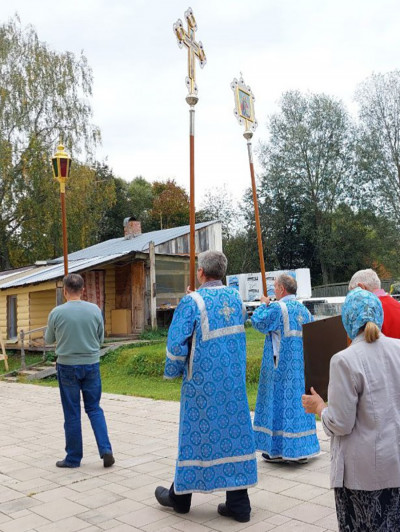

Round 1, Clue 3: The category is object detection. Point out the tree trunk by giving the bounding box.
[320,259,330,285]
[0,225,11,270]
[314,208,330,286]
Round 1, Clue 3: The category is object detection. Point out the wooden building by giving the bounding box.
[0,220,222,345]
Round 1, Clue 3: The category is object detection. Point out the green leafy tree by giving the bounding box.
[223,230,260,276]
[0,16,100,269]
[97,168,131,241]
[355,71,400,222]
[197,185,240,240]
[127,177,154,232]
[151,179,189,229]
[9,160,116,265]
[258,91,356,284]
[328,205,400,282]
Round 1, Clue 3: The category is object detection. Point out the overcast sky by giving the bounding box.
[4,0,400,205]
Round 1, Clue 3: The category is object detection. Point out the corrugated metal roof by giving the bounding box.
[66,221,215,261]
[0,266,32,280]
[0,255,123,290]
[0,221,217,290]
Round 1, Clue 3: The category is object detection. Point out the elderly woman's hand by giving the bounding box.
[302,387,326,417]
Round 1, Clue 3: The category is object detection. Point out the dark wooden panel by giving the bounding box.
[303,315,348,401]
[115,264,131,310]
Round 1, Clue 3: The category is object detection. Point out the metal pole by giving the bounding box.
[42,327,47,362]
[189,106,196,291]
[60,188,68,276]
[20,329,26,371]
[247,139,267,296]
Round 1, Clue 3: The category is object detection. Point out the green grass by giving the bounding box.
[0,352,45,374]
[35,328,266,410]
[138,327,169,341]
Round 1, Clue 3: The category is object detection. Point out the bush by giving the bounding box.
[127,351,166,377]
[390,281,400,295]
[102,328,265,383]
[139,328,168,340]
[125,347,262,382]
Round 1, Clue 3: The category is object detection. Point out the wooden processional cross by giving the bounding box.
[173,7,206,290]
[231,74,267,296]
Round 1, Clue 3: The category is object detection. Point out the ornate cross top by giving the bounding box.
[173,7,207,98]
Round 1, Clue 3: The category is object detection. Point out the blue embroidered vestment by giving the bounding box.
[251,296,320,460]
[165,285,257,494]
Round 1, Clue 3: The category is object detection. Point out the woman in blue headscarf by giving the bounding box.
[302,288,400,532]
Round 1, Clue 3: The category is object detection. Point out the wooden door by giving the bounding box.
[7,295,17,339]
[131,262,145,333]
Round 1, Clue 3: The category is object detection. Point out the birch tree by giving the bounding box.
[0,16,101,269]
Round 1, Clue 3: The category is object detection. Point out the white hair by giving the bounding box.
[276,273,297,295]
[348,269,381,291]
[198,251,227,280]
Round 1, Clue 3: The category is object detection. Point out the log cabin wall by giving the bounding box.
[29,290,57,339]
[0,281,57,344]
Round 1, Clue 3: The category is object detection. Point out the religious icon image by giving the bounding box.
[231,73,266,295]
[239,89,252,120]
[231,74,258,135]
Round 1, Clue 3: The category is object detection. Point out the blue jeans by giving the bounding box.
[57,363,112,466]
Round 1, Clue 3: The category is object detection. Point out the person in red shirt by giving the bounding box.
[349,269,400,339]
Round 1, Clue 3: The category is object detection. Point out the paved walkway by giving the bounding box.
[0,382,337,532]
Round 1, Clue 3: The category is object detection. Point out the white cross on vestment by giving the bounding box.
[219,301,235,323]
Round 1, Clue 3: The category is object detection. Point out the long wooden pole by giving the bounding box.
[247,139,267,296]
[60,189,69,276]
[189,107,196,290]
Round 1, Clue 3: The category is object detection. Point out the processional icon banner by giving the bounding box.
[231,74,258,136]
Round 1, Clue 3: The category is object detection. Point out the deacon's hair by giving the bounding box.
[348,269,381,291]
[276,273,297,295]
[361,322,380,343]
[198,251,227,280]
[63,273,84,294]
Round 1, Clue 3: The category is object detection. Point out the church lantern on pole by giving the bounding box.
[51,143,72,276]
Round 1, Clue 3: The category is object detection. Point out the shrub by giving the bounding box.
[127,351,166,377]
[139,328,169,341]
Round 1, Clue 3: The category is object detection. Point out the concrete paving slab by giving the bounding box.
[0,381,338,531]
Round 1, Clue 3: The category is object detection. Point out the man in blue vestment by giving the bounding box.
[252,273,320,463]
[155,251,257,523]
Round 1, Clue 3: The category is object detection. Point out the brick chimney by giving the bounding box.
[124,216,142,239]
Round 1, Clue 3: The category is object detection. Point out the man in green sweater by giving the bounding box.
[45,273,114,468]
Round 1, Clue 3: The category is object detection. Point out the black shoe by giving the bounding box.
[287,457,309,464]
[218,503,250,523]
[155,486,190,514]
[262,453,284,463]
[56,459,79,468]
[103,453,115,468]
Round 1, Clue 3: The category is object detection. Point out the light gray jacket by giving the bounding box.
[321,333,400,490]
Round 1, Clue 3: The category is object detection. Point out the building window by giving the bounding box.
[7,295,17,339]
